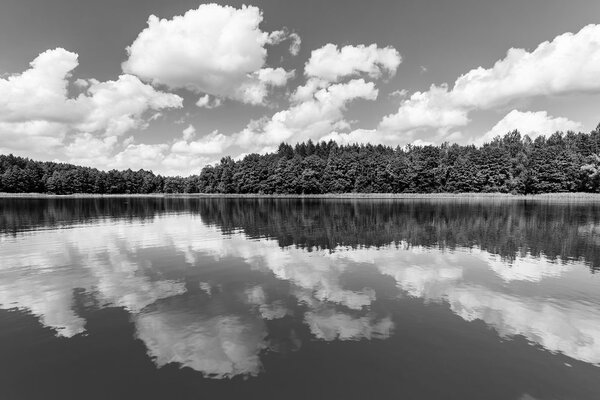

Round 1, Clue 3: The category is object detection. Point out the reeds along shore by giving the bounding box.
[2,192,600,201]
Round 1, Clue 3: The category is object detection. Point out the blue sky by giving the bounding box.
[1,0,600,175]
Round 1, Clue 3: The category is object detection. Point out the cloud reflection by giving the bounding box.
[1,212,600,379]
[135,311,267,378]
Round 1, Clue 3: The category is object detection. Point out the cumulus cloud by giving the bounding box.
[0,121,68,155]
[0,48,182,164]
[380,24,600,140]
[305,43,401,82]
[0,48,238,175]
[267,29,302,56]
[0,48,84,123]
[182,125,196,141]
[228,42,403,153]
[0,48,182,131]
[196,94,223,109]
[77,74,183,136]
[450,24,600,109]
[379,85,469,133]
[235,78,378,151]
[122,4,294,105]
[171,129,234,156]
[476,110,582,145]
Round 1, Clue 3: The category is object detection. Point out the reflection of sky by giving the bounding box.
[1,213,600,378]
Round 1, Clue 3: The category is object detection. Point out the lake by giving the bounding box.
[1,197,600,400]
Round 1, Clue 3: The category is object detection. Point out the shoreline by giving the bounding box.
[1,192,600,201]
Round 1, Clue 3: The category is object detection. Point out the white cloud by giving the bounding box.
[172,130,234,156]
[77,73,183,136]
[112,143,170,171]
[196,94,223,109]
[0,47,182,166]
[288,33,302,56]
[0,48,85,123]
[235,78,378,151]
[229,43,402,153]
[0,48,182,133]
[63,134,119,167]
[305,43,401,82]
[267,29,301,56]
[389,89,409,99]
[257,67,295,87]
[451,24,600,109]
[122,4,294,105]
[0,47,184,171]
[182,125,196,141]
[380,24,600,140]
[0,121,68,155]
[379,84,469,133]
[477,110,582,145]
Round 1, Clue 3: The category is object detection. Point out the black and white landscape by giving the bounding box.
[1,1,600,399]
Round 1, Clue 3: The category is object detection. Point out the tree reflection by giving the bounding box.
[1,200,600,383]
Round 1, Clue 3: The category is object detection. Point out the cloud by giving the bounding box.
[122,4,294,105]
[63,134,119,167]
[379,84,469,133]
[230,43,402,153]
[477,110,582,145]
[450,24,600,109]
[77,74,183,136]
[257,67,295,87]
[0,48,182,163]
[0,48,84,124]
[235,78,378,151]
[389,89,408,99]
[171,130,234,156]
[267,29,302,56]
[182,125,196,141]
[305,43,401,82]
[0,121,68,154]
[196,94,223,109]
[0,48,182,131]
[380,24,600,138]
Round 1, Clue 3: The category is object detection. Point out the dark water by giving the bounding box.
[1,198,600,400]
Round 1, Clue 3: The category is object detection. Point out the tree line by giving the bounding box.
[3,126,600,194]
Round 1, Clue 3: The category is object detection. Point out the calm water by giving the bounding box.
[1,198,600,400]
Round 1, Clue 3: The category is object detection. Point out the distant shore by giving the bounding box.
[1,192,600,201]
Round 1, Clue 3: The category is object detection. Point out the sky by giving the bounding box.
[1,0,600,175]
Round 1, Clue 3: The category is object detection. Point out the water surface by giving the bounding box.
[1,197,600,399]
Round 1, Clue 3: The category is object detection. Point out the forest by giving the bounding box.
[2,126,600,194]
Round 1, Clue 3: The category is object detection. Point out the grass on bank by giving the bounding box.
[1,192,600,201]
